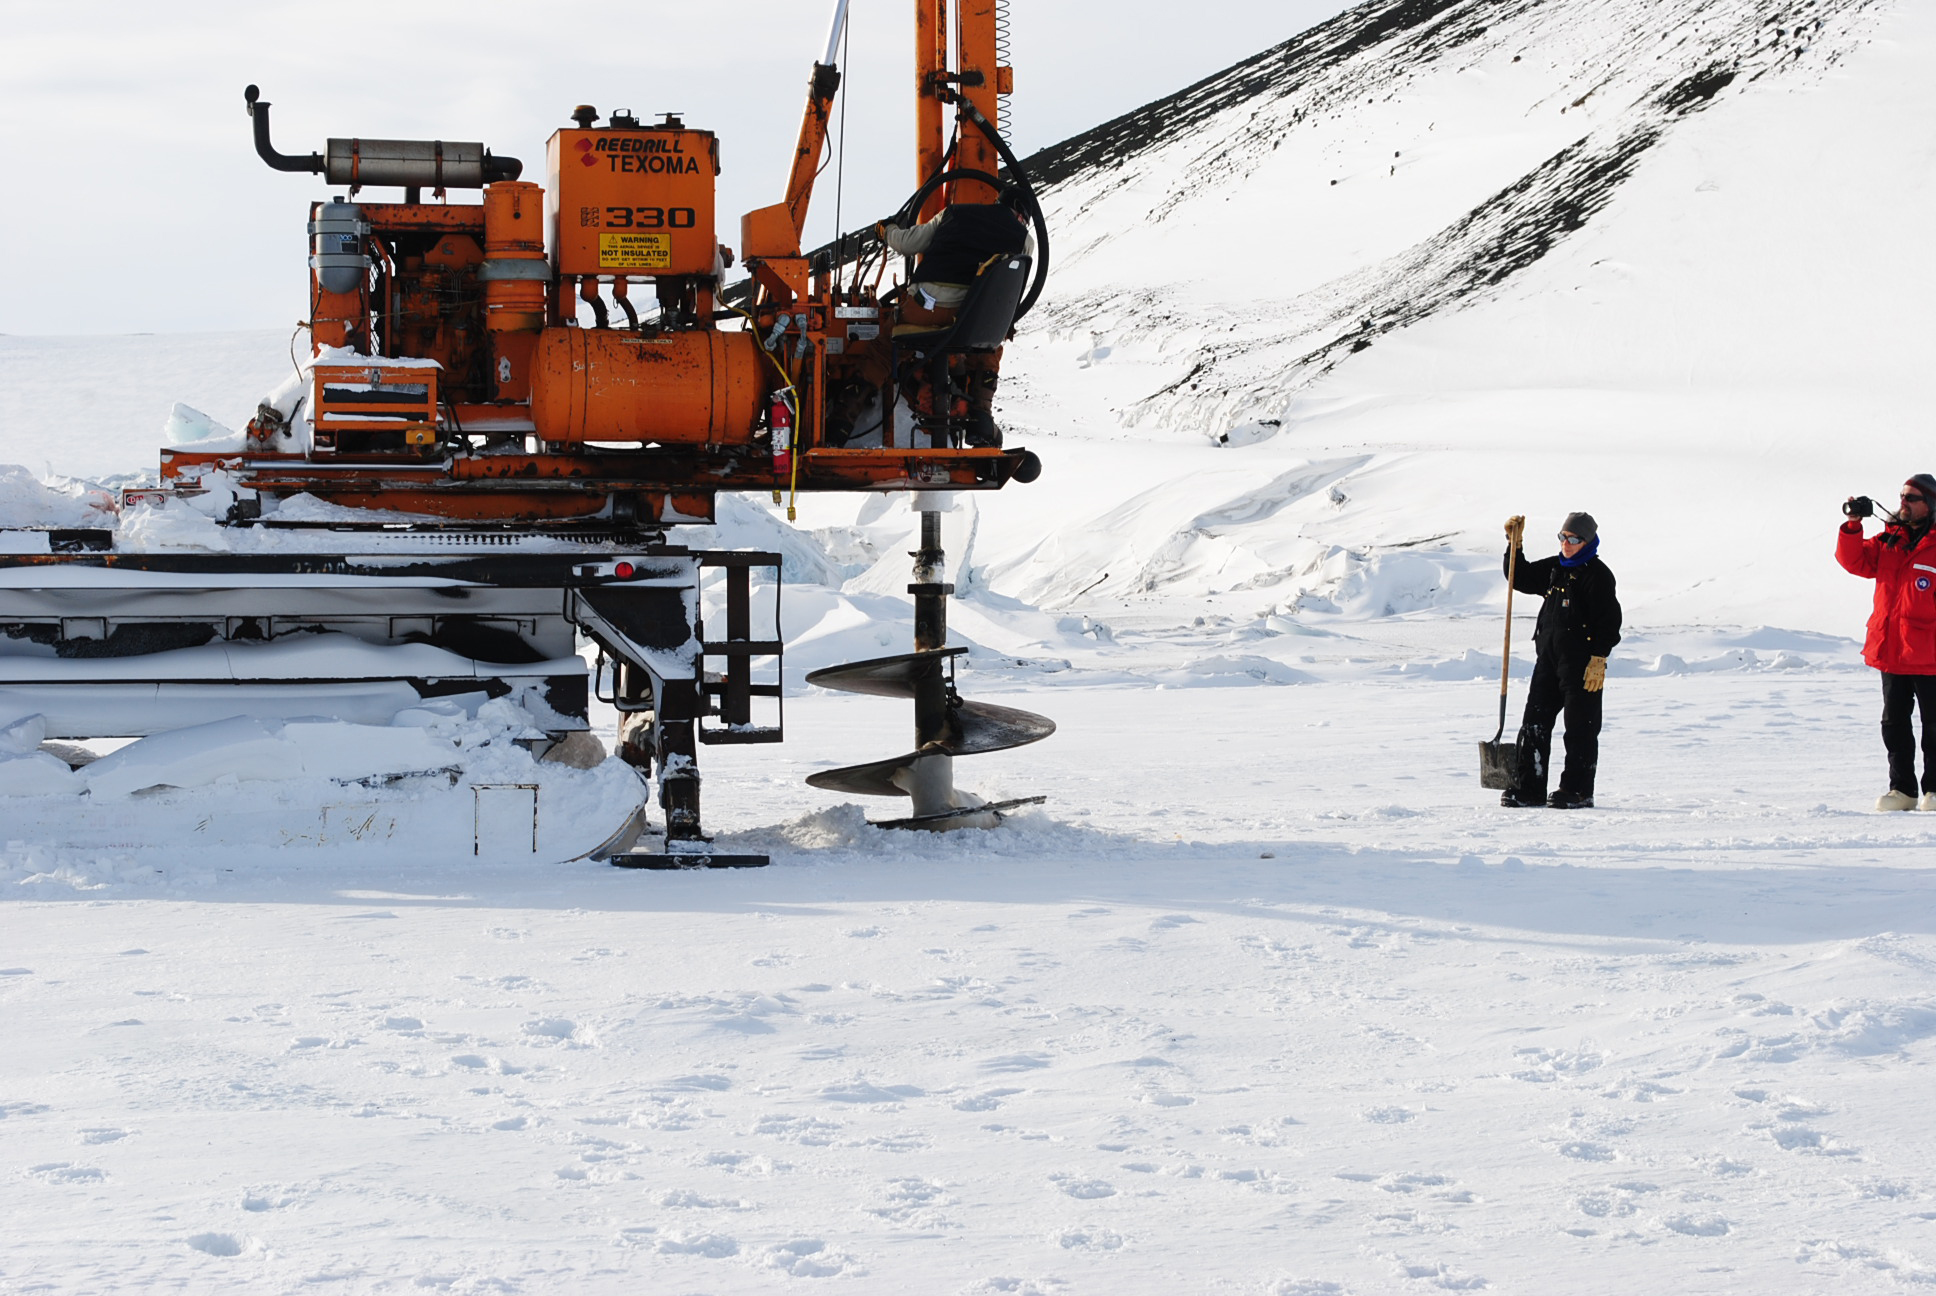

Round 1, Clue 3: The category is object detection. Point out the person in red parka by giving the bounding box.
[1837,472,1936,811]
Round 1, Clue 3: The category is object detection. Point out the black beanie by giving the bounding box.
[1561,511,1597,543]
[1906,474,1936,500]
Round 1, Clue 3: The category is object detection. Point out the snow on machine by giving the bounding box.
[0,0,1052,866]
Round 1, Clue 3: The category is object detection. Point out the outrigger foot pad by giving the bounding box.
[874,795,1046,832]
[609,849,771,870]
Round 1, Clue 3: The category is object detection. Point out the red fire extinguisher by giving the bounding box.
[770,392,793,478]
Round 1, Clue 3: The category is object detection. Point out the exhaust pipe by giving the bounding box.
[244,85,522,189]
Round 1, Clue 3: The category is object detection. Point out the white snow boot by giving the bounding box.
[1876,789,1917,812]
[1920,793,1936,812]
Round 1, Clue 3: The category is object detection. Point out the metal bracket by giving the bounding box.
[696,551,784,745]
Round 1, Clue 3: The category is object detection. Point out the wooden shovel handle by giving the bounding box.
[1496,543,1517,741]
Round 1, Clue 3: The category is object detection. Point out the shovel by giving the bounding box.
[1479,530,1520,789]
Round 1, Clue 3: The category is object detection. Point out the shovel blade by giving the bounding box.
[1478,739,1519,790]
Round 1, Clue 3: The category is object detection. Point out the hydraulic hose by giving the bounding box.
[889,160,1048,324]
[949,99,1050,321]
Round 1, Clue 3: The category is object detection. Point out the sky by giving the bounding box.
[0,0,1358,336]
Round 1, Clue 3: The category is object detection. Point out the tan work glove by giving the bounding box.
[1504,515,1526,545]
[1584,656,1607,692]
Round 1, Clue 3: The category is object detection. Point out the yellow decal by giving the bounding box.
[599,232,670,269]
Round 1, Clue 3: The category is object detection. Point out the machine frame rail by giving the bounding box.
[0,534,782,867]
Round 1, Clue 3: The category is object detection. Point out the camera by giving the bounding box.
[1844,495,1875,519]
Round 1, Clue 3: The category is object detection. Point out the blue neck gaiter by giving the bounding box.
[1559,535,1600,567]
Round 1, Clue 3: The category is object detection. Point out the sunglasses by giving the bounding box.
[1903,494,1927,505]
[1558,533,1584,545]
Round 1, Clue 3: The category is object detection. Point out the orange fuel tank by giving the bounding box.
[531,327,765,446]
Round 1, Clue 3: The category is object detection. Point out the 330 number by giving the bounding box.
[603,207,697,229]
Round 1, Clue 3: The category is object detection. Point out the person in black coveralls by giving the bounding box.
[1500,511,1623,809]
[852,189,1034,447]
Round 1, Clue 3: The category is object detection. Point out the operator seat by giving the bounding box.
[891,253,1031,448]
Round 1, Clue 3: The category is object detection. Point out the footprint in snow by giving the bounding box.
[1377,1172,1453,1193]
[762,1238,856,1277]
[78,1128,128,1144]
[1661,1214,1731,1237]
[240,1191,295,1212]
[1053,1175,1117,1199]
[1390,1260,1486,1290]
[1361,1106,1414,1124]
[28,1162,105,1184]
[821,1080,923,1103]
[666,1073,733,1091]
[1769,1125,1857,1155]
[753,1114,842,1145]
[1149,914,1200,930]
[1691,1154,1754,1177]
[868,1177,950,1223]
[655,1231,740,1258]
[1558,1141,1617,1161]
[660,1189,753,1210]
[185,1233,251,1257]
[1141,1092,1195,1108]
[953,1088,1022,1112]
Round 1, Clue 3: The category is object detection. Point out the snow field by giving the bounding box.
[8,678,1936,1293]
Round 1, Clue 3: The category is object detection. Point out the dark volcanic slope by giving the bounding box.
[1012,0,1885,434]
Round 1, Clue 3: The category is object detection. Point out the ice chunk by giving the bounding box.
[391,697,484,727]
[161,403,238,447]
[81,716,302,798]
[0,752,84,797]
[280,720,456,780]
[0,713,48,756]
[80,715,471,798]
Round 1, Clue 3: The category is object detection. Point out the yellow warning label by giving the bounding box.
[599,232,671,269]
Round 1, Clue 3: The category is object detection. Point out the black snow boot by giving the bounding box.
[965,409,1003,448]
[1547,789,1594,809]
[1499,789,1541,808]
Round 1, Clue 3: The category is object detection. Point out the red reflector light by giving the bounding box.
[614,561,636,579]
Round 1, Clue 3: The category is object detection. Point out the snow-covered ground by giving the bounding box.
[9,681,1936,1293]
[6,0,1936,1289]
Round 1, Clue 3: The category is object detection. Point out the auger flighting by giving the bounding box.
[806,498,1054,830]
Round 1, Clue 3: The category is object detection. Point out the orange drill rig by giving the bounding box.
[0,0,1053,865]
[172,1,1045,522]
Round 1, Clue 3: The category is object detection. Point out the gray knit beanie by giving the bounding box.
[1561,511,1597,542]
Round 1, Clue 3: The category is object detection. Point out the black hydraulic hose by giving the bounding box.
[951,99,1050,320]
[891,162,1048,325]
[614,293,640,331]
[896,167,1007,230]
[244,85,324,174]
